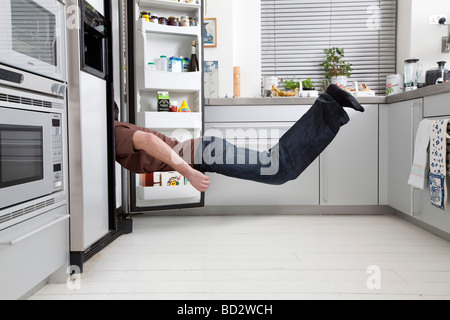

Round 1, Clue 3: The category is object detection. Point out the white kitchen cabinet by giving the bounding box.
[204,104,332,206]
[384,99,423,215]
[319,105,379,205]
[419,95,450,233]
[204,121,320,206]
[0,205,69,300]
[423,91,450,118]
[204,104,383,207]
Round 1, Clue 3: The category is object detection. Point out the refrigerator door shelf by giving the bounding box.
[136,185,201,208]
[138,19,200,38]
[139,0,201,12]
[143,70,202,92]
[137,111,202,130]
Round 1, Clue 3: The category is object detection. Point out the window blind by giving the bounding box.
[261,0,397,94]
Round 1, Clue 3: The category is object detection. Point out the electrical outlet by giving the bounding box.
[430,15,447,25]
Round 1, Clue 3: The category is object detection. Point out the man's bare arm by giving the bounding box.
[132,131,210,192]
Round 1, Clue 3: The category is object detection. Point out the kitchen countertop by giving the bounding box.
[205,82,450,106]
[386,82,450,103]
[205,96,386,106]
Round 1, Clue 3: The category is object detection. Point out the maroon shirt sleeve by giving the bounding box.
[114,121,198,174]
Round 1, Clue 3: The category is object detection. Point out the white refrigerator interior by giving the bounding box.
[131,0,204,210]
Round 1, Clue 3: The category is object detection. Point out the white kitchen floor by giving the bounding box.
[29,214,450,300]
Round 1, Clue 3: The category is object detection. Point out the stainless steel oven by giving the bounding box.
[0,65,65,210]
[0,0,66,81]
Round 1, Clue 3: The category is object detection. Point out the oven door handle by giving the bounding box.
[53,38,58,67]
[0,215,69,247]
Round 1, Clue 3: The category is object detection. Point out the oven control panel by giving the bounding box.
[52,115,64,192]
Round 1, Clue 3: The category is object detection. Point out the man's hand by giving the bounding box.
[185,169,211,192]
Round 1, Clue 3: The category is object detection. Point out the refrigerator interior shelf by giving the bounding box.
[138,19,200,37]
[139,0,201,12]
[143,70,202,92]
[138,111,202,129]
[137,185,200,201]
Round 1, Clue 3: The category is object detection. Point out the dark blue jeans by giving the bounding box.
[194,94,350,185]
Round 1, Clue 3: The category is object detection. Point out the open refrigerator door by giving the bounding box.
[127,0,204,212]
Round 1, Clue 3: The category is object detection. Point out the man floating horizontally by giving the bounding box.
[115,84,365,192]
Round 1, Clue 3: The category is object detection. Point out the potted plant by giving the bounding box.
[302,78,315,90]
[283,78,315,90]
[283,79,300,91]
[320,47,353,88]
[282,78,317,97]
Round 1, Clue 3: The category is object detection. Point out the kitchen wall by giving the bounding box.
[398,0,450,82]
[204,0,261,98]
[206,0,450,97]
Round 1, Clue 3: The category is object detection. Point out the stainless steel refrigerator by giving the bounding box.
[67,0,130,272]
[67,0,204,272]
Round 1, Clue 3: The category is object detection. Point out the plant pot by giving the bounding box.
[331,76,348,88]
[321,79,330,92]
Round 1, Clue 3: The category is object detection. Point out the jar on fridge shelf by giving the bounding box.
[140,11,151,22]
[189,17,197,26]
[156,56,168,72]
[158,17,167,25]
[180,16,190,27]
[150,15,159,23]
[146,62,156,70]
[170,101,178,112]
[168,16,179,26]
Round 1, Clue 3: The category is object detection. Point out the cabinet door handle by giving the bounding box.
[0,215,69,247]
[412,189,423,218]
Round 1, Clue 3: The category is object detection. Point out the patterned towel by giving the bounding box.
[447,122,450,176]
[429,119,450,210]
[408,120,432,189]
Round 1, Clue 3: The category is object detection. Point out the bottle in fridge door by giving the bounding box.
[189,40,199,72]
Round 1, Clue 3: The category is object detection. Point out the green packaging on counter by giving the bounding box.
[157,91,170,112]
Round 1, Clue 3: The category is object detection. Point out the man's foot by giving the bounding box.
[326,84,365,112]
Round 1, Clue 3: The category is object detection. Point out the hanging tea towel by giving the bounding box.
[447,121,450,176]
[429,119,450,210]
[408,120,432,189]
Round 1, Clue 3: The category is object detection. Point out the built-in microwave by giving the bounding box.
[0,65,65,210]
[0,0,66,82]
